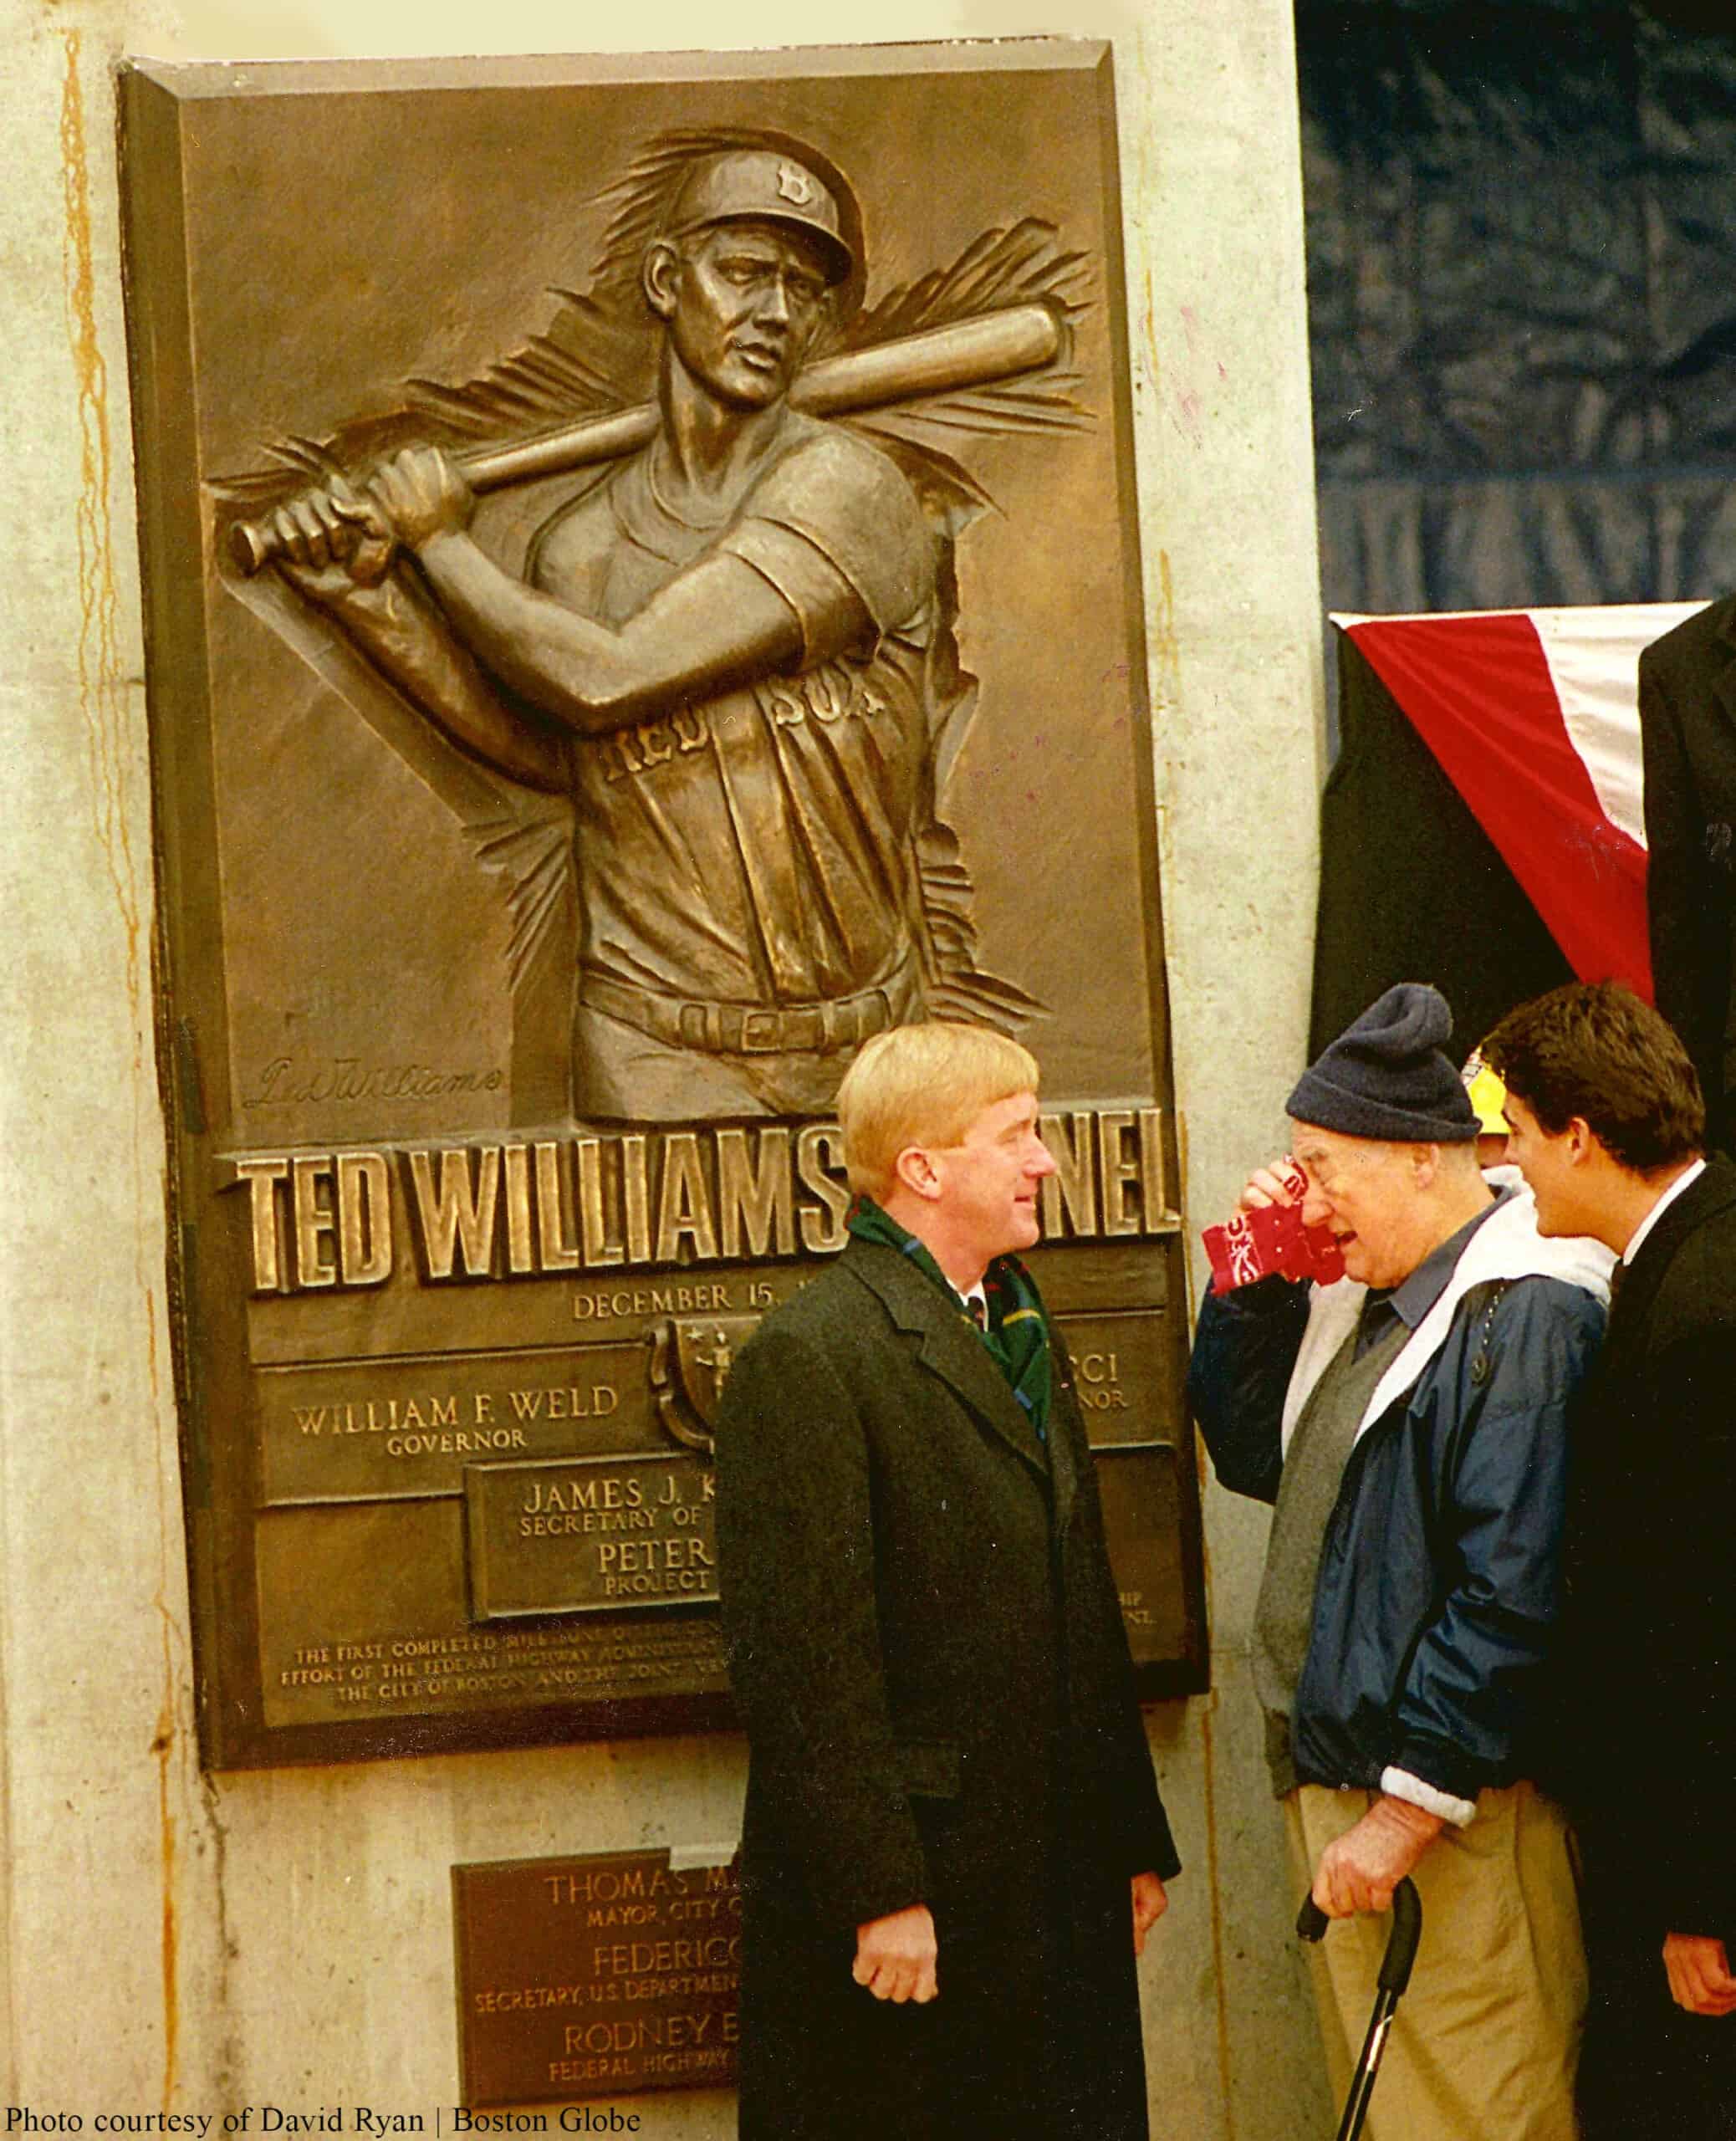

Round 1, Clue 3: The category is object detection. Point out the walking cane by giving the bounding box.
[1297,1877,1423,2141]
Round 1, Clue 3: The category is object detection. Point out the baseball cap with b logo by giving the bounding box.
[661,150,855,285]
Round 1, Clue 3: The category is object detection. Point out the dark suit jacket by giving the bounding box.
[715,1237,1177,2141]
[1555,1158,1736,1943]
[1639,594,1736,1154]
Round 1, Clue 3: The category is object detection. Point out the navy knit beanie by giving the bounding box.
[1286,984,1479,1143]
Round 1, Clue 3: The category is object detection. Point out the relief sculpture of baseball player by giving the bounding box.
[253,134,1076,1120]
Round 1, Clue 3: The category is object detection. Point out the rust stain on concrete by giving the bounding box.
[61,30,183,2109]
[1149,549,1182,720]
[60,29,142,1030]
[1142,266,1161,386]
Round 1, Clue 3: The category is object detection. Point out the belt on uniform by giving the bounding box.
[580,967,912,1057]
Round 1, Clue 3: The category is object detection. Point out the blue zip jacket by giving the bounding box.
[1189,1189,1607,1806]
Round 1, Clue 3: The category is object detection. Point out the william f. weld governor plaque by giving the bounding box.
[120,41,1207,1768]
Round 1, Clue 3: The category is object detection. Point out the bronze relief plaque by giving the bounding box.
[452,1848,741,2106]
[120,43,1207,1768]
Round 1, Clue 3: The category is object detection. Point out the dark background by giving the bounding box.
[1296,1,1736,1052]
[1301,0,1736,621]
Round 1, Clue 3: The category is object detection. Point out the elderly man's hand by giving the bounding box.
[852,1903,938,2004]
[1131,1870,1168,1955]
[1313,1795,1442,1919]
[1237,1156,1308,1214]
[1664,1934,1736,2016]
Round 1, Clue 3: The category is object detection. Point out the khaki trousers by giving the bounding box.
[1286,1782,1586,2141]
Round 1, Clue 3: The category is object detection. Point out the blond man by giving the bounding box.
[716,1021,1177,2141]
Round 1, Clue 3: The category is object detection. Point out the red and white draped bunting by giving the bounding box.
[1333,604,1708,999]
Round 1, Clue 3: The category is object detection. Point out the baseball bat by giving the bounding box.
[230,301,1065,577]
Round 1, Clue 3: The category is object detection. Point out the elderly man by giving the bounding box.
[715,1020,1177,2141]
[1188,983,1609,2139]
[269,141,946,1120]
[1485,981,1736,2138]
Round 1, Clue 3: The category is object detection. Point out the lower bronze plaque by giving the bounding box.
[454,1849,741,2108]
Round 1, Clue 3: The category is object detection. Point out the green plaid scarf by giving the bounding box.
[847,1195,1054,1444]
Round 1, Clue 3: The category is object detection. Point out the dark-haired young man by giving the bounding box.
[1485,979,1736,2139]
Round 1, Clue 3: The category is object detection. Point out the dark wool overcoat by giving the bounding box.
[714,1237,1179,2141]
[1559,1161,1736,2137]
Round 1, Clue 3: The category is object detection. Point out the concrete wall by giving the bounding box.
[0,0,1325,2128]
